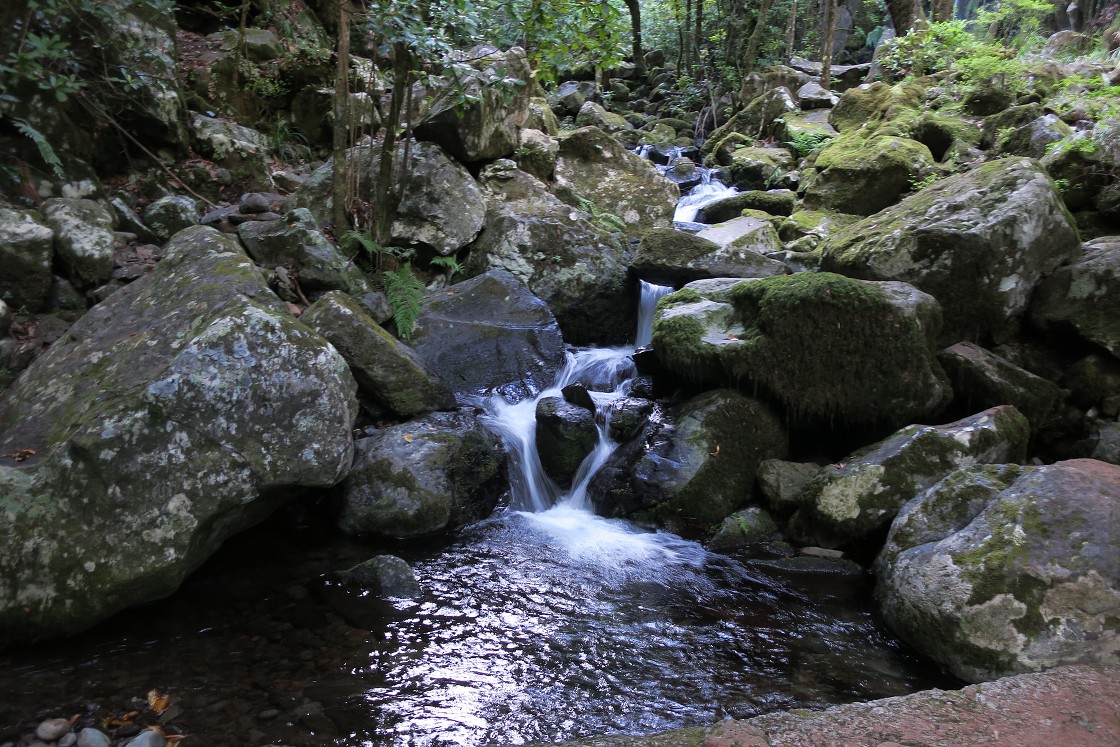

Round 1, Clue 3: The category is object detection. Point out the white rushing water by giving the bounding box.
[673,172,737,223]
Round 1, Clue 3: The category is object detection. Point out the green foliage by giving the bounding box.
[786,129,831,158]
[382,263,426,341]
[269,117,310,162]
[973,0,1053,48]
[875,21,981,80]
[511,0,628,81]
[11,117,65,180]
[909,172,942,191]
[429,254,463,279]
[570,191,627,233]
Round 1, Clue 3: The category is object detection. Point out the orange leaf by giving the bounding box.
[147,689,171,714]
[404,434,413,443]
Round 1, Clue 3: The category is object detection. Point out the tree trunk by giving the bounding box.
[786,0,798,60]
[683,0,693,72]
[330,0,352,232]
[820,0,837,91]
[931,0,954,22]
[743,0,776,75]
[694,0,704,71]
[885,0,921,35]
[624,0,645,73]
[372,42,410,247]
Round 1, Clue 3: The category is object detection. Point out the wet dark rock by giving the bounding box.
[938,342,1064,429]
[630,227,786,285]
[337,555,420,599]
[536,396,599,487]
[756,459,822,517]
[606,397,654,443]
[561,384,596,412]
[708,506,780,552]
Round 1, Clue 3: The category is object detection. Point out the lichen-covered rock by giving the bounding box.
[301,291,453,417]
[554,126,679,232]
[189,113,273,191]
[525,97,560,136]
[283,140,485,255]
[40,198,115,289]
[778,209,859,247]
[651,273,951,430]
[0,226,358,642]
[875,459,1120,682]
[514,128,558,181]
[708,506,780,551]
[756,459,822,516]
[1031,237,1120,358]
[593,389,788,535]
[408,269,565,398]
[0,208,54,311]
[938,342,1065,429]
[630,227,786,285]
[575,100,631,133]
[413,47,533,162]
[997,115,1073,160]
[823,157,1080,343]
[535,395,598,487]
[792,406,1030,548]
[338,411,505,539]
[143,195,198,243]
[466,162,633,345]
[802,134,935,216]
[237,209,372,298]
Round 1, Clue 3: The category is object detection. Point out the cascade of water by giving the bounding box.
[477,281,674,516]
[673,178,737,223]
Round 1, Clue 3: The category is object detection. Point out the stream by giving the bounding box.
[0,173,956,747]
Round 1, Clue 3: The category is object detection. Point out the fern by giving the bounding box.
[429,254,463,277]
[382,263,426,341]
[341,229,385,257]
[13,118,65,180]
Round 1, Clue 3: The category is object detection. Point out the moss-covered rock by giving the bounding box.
[723,146,797,190]
[0,226,358,643]
[996,115,1073,159]
[338,410,505,539]
[630,226,787,285]
[0,209,54,312]
[525,97,561,136]
[802,134,935,216]
[791,406,1029,548]
[697,190,797,222]
[823,157,1081,344]
[514,128,559,182]
[1031,237,1120,358]
[651,273,951,430]
[576,100,632,133]
[1040,133,1113,212]
[980,104,1044,150]
[701,88,798,159]
[143,195,199,243]
[827,82,897,133]
[707,506,780,552]
[778,209,858,243]
[301,291,453,418]
[188,113,273,191]
[875,458,1120,682]
[554,126,679,232]
[756,459,822,516]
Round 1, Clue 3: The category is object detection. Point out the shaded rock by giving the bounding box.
[997,114,1073,160]
[802,134,935,216]
[695,216,784,254]
[720,147,796,191]
[606,397,654,442]
[41,198,115,288]
[792,406,1030,548]
[696,191,796,223]
[336,555,420,598]
[1090,422,1120,464]
[301,292,453,417]
[338,411,505,538]
[109,197,158,244]
[778,209,858,244]
[797,81,839,109]
[788,58,870,90]
[938,342,1065,429]
[0,208,54,311]
[550,80,597,116]
[1041,132,1112,211]
[413,47,533,162]
[756,459,822,516]
[0,226,357,642]
[143,195,198,243]
[876,459,1120,682]
[36,718,70,741]
[514,128,558,182]
[525,97,560,136]
[651,273,950,430]
[536,396,598,487]
[576,101,631,133]
[630,227,786,286]
[237,209,372,298]
[707,506,780,551]
[823,157,1080,343]
[554,126,679,231]
[408,269,565,398]
[189,113,272,191]
[1031,237,1120,358]
[701,88,798,158]
[76,728,111,747]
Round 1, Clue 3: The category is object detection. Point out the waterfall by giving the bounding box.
[477,280,675,517]
[673,178,737,223]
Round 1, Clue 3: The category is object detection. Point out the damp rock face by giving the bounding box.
[0,226,358,643]
[875,459,1120,682]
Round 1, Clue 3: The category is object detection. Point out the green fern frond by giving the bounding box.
[341,229,384,257]
[13,118,65,180]
[429,255,463,277]
[382,263,426,341]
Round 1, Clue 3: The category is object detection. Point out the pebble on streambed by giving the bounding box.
[2,718,177,747]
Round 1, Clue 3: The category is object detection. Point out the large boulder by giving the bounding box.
[337,411,506,538]
[408,269,565,398]
[630,227,786,285]
[1031,237,1120,358]
[802,134,935,216]
[0,209,54,312]
[413,47,533,162]
[0,226,358,642]
[284,141,485,255]
[937,342,1065,429]
[188,113,273,191]
[591,389,788,535]
[876,459,1120,682]
[554,126,679,232]
[466,162,633,346]
[300,291,453,417]
[823,157,1081,344]
[575,101,631,133]
[791,406,1030,548]
[40,198,115,289]
[651,273,951,430]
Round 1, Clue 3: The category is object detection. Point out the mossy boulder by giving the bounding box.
[694,216,785,255]
[996,115,1073,159]
[708,506,780,552]
[301,291,453,418]
[0,226,358,643]
[408,269,565,399]
[514,128,559,181]
[701,88,798,159]
[554,126,679,232]
[40,198,115,289]
[525,97,561,136]
[576,100,632,133]
[143,195,199,243]
[650,273,951,430]
[535,396,598,487]
[827,81,904,133]
[338,411,505,539]
[980,104,1044,150]
[1040,133,1113,212]
[791,406,1030,548]
[802,134,935,216]
[823,157,1081,344]
[723,146,797,190]
[607,389,789,534]
[0,209,54,312]
[465,163,633,346]
[697,190,797,222]
[630,227,786,285]
[875,459,1120,682]
[778,209,859,243]
[937,342,1065,429]
[1031,237,1120,358]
